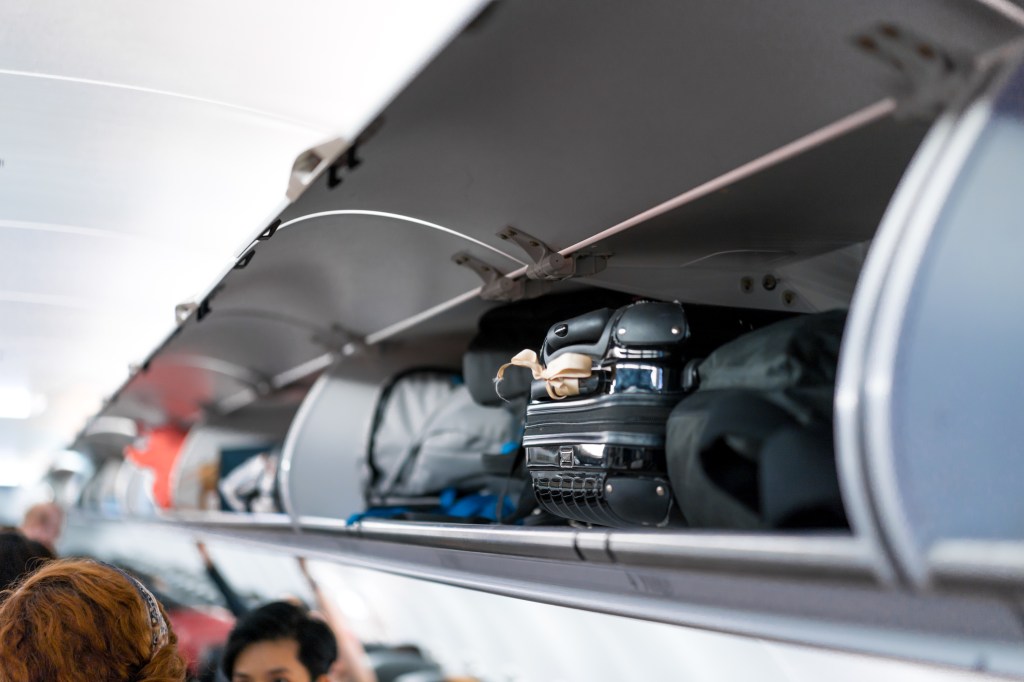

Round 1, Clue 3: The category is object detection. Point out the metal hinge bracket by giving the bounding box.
[497,226,609,281]
[451,252,550,302]
[853,23,973,120]
[287,136,349,201]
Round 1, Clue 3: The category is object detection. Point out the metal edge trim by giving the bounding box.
[607,532,877,580]
[929,540,1024,588]
[165,510,294,528]
[833,114,963,587]
[357,519,581,561]
[297,515,356,534]
[860,64,1013,588]
[279,368,335,527]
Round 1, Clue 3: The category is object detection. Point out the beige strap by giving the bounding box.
[497,349,593,400]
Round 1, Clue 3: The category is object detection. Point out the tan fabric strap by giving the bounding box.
[497,349,593,400]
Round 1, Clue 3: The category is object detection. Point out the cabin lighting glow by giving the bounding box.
[0,387,46,420]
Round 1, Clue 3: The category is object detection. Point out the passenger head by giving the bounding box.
[20,502,64,551]
[222,601,338,682]
[0,531,54,590]
[0,558,187,682]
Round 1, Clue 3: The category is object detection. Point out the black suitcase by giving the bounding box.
[516,300,696,528]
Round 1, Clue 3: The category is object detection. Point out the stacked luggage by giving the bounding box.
[359,292,849,531]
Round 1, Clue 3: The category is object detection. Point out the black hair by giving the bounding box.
[0,531,55,591]
[221,601,338,678]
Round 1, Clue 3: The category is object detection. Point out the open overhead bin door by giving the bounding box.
[839,43,1024,591]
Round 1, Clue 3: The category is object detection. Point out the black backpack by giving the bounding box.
[666,310,849,530]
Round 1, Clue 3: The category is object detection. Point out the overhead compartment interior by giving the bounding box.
[70,0,1024,675]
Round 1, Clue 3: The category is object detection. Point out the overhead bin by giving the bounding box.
[70,0,1024,676]
[171,391,304,511]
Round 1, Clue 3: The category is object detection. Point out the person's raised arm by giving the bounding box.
[196,540,248,617]
[298,557,378,682]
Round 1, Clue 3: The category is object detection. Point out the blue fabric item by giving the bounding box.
[439,487,515,521]
[438,487,458,508]
[350,489,515,524]
[346,507,409,524]
[500,440,519,455]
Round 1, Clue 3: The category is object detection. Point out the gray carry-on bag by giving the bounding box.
[365,369,519,508]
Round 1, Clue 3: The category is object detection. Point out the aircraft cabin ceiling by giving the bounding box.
[0,0,486,482]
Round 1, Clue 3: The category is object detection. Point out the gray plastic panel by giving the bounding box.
[210,213,521,338]
[860,50,1024,586]
[104,317,323,427]
[281,334,469,521]
[582,117,929,312]
[159,316,329,381]
[279,0,1020,264]
[104,359,252,425]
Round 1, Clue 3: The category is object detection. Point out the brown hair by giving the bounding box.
[0,558,187,682]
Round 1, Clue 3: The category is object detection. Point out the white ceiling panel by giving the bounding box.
[0,73,323,255]
[0,0,486,133]
[0,0,484,472]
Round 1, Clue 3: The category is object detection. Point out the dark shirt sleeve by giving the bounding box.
[205,563,248,617]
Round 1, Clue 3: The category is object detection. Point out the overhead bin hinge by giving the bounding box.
[452,252,523,300]
[287,136,349,201]
[497,226,609,281]
[257,218,281,242]
[327,145,363,189]
[174,302,197,325]
[234,249,256,269]
[451,252,550,302]
[196,297,212,321]
[853,23,973,119]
